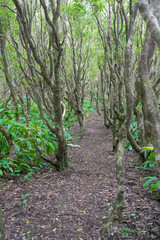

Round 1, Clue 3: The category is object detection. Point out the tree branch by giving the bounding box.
[139,0,160,47]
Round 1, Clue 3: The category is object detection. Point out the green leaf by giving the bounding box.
[24,193,30,197]
[8,166,13,172]
[140,161,148,171]
[150,182,160,193]
[46,142,55,155]
[23,199,27,204]
[15,144,20,153]
[2,159,10,168]
[3,158,14,161]
[9,132,17,140]
[143,176,157,189]
[131,213,136,217]
[24,172,35,179]
[142,146,154,151]
[149,152,155,161]
[14,169,22,173]
[20,163,31,168]
[0,169,3,176]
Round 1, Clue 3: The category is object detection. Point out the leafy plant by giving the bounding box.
[21,193,30,204]
[0,102,57,176]
[140,146,155,171]
[130,213,137,219]
[0,98,94,177]
[0,99,81,177]
[83,99,95,115]
[119,227,134,238]
[0,158,14,175]
[0,132,9,157]
[138,146,160,199]
[142,176,160,199]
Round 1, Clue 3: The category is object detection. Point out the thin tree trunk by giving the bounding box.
[0,21,19,122]
[96,85,101,115]
[0,206,5,240]
[77,111,85,137]
[104,3,138,232]
[53,50,68,170]
[0,124,17,159]
[137,27,160,173]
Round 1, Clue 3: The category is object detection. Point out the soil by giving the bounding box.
[0,112,160,240]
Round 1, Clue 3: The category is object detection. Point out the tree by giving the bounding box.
[0,8,19,122]
[139,0,160,47]
[62,1,91,136]
[9,0,68,170]
[0,206,5,240]
[137,0,160,173]
[104,1,139,231]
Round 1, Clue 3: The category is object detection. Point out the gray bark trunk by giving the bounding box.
[137,27,160,173]
[0,124,17,159]
[0,21,19,122]
[0,206,5,240]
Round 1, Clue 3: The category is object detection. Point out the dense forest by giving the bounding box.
[0,0,160,239]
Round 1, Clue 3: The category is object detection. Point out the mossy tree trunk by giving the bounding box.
[104,2,138,233]
[0,21,19,123]
[138,0,160,173]
[0,206,5,240]
[96,84,101,116]
[0,124,17,159]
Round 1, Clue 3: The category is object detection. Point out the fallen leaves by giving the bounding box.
[77,228,82,232]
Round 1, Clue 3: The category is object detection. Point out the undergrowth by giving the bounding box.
[0,99,95,178]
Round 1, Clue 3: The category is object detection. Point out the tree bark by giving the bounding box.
[96,85,101,116]
[104,2,138,232]
[138,0,160,47]
[137,27,160,173]
[0,124,17,159]
[0,206,5,240]
[0,21,19,123]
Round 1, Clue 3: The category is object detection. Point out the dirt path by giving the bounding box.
[1,112,160,239]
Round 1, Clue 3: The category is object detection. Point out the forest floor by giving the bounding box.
[1,112,160,240]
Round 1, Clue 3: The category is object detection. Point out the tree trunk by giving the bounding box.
[0,21,19,123]
[104,124,126,234]
[100,70,109,128]
[138,0,160,48]
[55,133,68,171]
[134,108,146,147]
[77,111,85,137]
[96,86,101,115]
[0,124,17,159]
[0,206,5,240]
[137,27,160,173]
[53,52,68,170]
[112,114,118,152]
[104,3,138,232]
